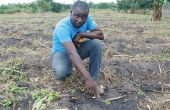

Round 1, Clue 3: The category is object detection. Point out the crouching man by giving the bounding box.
[52,1,104,96]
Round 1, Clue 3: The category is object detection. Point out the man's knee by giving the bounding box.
[52,70,72,80]
[52,66,72,80]
[91,39,102,51]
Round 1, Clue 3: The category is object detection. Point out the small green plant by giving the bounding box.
[0,98,12,107]
[157,55,170,61]
[32,89,61,100]
[0,68,28,82]
[32,89,49,100]
[0,96,26,107]
[32,91,62,110]
[68,88,76,96]
[103,99,111,105]
[8,58,24,70]
[32,89,62,110]
[8,83,28,94]
[161,47,169,54]
[137,89,145,96]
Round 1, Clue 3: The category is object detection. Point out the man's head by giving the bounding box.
[70,1,89,28]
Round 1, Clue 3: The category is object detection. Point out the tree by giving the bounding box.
[117,0,153,13]
[153,0,170,21]
[49,2,61,13]
[117,0,131,12]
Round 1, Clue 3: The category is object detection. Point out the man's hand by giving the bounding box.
[73,26,104,40]
[73,33,86,47]
[85,78,97,96]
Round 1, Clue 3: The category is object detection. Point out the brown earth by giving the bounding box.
[0,10,170,110]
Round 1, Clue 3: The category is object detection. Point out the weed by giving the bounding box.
[161,47,169,54]
[0,95,26,107]
[157,55,170,61]
[68,88,76,96]
[8,83,28,94]
[32,89,61,101]
[32,89,62,110]
[0,68,29,82]
[0,98,12,107]
[103,99,111,105]
[137,89,145,96]
[8,58,24,70]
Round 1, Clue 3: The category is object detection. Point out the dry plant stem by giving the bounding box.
[157,63,165,93]
[163,99,170,103]
[146,105,151,110]
[68,79,81,90]
[112,55,130,57]
[105,95,126,101]
[12,102,16,110]
[157,63,163,74]
[28,101,32,110]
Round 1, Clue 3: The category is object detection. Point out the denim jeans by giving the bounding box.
[52,39,102,80]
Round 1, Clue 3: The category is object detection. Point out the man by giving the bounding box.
[52,1,104,96]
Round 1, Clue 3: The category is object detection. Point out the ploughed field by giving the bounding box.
[0,10,170,110]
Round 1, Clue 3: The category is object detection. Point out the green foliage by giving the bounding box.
[0,0,69,14]
[48,2,61,13]
[0,4,21,14]
[154,0,164,6]
[137,89,145,96]
[0,99,12,107]
[30,0,62,13]
[103,99,111,105]
[0,68,28,82]
[157,55,170,61]
[0,95,26,107]
[117,0,154,12]
[89,2,116,9]
[161,47,169,54]
[32,89,61,100]
[117,0,131,12]
[68,88,76,96]
[0,58,28,82]
[8,83,28,94]
[8,58,24,70]
[0,82,28,107]
[32,89,62,110]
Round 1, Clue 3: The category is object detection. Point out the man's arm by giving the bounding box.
[77,26,104,40]
[63,41,97,95]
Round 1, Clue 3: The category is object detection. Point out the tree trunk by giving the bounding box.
[152,4,162,21]
[130,8,135,14]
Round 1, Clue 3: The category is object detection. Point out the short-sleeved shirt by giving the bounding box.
[52,16,97,53]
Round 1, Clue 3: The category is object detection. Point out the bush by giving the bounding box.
[49,2,61,13]
[0,0,68,14]
[3,8,21,14]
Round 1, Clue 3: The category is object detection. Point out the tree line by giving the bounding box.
[0,0,170,21]
[0,0,116,14]
[0,0,69,14]
[0,0,153,14]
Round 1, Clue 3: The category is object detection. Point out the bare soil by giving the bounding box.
[0,10,170,110]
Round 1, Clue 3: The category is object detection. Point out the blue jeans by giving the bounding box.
[52,39,102,80]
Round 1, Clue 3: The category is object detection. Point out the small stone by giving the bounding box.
[97,85,104,95]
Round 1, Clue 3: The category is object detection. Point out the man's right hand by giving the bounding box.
[85,78,97,96]
[73,33,86,47]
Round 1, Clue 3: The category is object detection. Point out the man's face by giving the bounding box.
[70,8,89,28]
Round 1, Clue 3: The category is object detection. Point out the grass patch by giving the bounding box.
[32,89,61,110]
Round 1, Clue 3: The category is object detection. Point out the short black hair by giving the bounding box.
[71,1,89,11]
